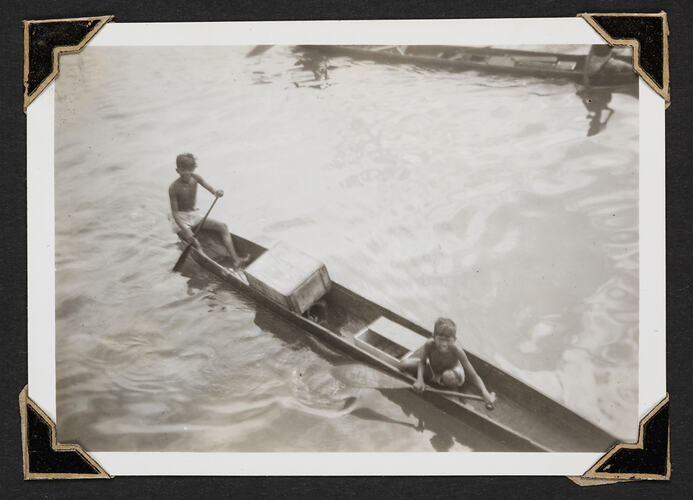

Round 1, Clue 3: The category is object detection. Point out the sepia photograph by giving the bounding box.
[26,19,666,475]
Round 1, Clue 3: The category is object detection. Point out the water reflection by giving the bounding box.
[377,389,509,451]
[246,45,274,58]
[577,87,615,136]
[291,47,334,89]
[253,304,346,364]
[575,45,638,136]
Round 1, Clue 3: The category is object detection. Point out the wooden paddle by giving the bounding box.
[172,196,219,272]
[331,364,495,409]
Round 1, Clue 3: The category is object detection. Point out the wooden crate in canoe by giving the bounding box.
[244,242,331,314]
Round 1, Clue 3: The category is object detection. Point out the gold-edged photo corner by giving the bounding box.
[19,386,111,480]
[578,12,670,107]
[23,15,113,112]
[568,394,670,485]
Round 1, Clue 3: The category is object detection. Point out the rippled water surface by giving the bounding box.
[54,46,639,451]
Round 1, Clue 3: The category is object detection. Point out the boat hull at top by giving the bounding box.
[179,230,618,453]
[297,45,638,90]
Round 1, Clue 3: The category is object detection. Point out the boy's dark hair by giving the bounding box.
[176,153,197,171]
[434,317,457,339]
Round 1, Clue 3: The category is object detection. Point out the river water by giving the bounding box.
[54,45,639,451]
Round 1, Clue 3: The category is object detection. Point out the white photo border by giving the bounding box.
[27,18,666,476]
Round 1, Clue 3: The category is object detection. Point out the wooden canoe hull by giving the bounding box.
[297,45,638,89]
[183,231,618,452]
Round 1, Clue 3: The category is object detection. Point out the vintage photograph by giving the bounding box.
[50,40,641,456]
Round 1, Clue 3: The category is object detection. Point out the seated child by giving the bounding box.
[399,317,495,407]
[168,153,249,269]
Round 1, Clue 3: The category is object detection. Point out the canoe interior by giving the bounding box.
[188,230,618,452]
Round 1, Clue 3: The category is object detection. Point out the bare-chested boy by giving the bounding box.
[169,153,249,268]
[400,317,496,408]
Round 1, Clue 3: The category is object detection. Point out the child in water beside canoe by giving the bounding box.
[169,153,249,268]
[400,317,496,407]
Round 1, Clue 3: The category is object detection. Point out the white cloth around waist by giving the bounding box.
[169,210,203,233]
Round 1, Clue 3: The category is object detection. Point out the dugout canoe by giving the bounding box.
[181,230,619,452]
[297,45,638,89]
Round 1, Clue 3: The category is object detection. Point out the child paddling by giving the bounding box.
[168,153,249,269]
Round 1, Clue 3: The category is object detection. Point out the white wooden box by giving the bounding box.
[244,242,331,314]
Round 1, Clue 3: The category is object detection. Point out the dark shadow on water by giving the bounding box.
[377,388,511,452]
[577,86,616,137]
[290,46,337,89]
[349,407,419,431]
[246,45,274,57]
[576,46,638,137]
[332,378,508,451]
[253,306,347,363]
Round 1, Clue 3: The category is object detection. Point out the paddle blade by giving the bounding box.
[331,364,410,390]
[172,243,193,272]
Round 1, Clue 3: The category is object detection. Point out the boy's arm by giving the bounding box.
[193,173,223,197]
[412,342,431,393]
[456,347,494,404]
[168,184,185,229]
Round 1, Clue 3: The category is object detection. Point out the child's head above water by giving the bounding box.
[176,153,197,173]
[433,317,457,340]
